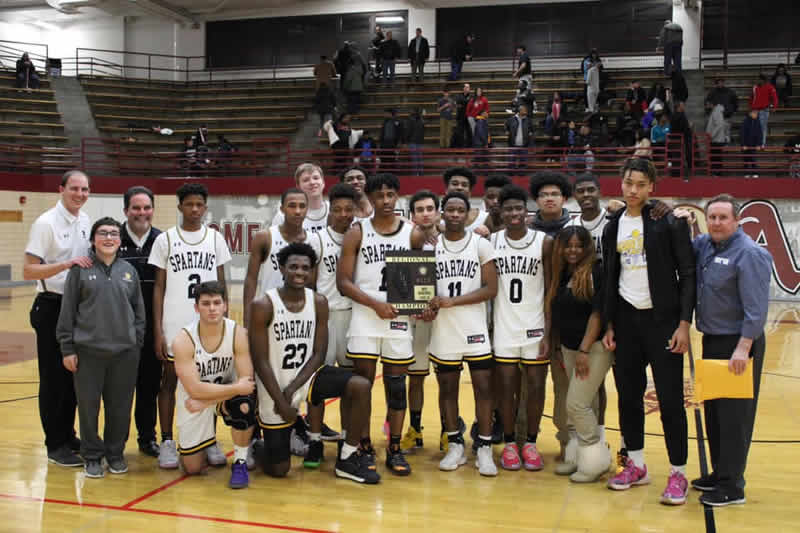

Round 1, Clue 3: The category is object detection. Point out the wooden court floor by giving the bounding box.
[0,287,798,532]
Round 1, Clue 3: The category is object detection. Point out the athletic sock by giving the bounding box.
[161,432,173,442]
[671,464,687,476]
[389,434,401,451]
[340,442,357,460]
[447,430,464,444]
[308,432,321,442]
[504,432,516,444]
[478,435,492,448]
[410,410,422,432]
[341,429,347,441]
[526,433,538,444]
[233,445,248,463]
[628,449,645,468]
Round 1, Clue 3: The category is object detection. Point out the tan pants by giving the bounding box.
[439,118,454,148]
[562,342,614,446]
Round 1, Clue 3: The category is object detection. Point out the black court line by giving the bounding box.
[0,394,38,404]
[764,372,800,380]
[0,381,40,385]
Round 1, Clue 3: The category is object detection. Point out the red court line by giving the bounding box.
[120,473,189,509]
[0,493,334,533]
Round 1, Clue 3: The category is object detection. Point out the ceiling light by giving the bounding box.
[375,16,404,24]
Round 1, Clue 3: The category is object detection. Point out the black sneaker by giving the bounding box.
[48,445,83,467]
[84,459,104,478]
[321,423,341,442]
[691,473,718,492]
[700,489,745,507]
[107,456,128,474]
[361,444,377,471]
[138,440,159,457]
[303,440,324,469]
[386,448,411,476]
[336,450,380,484]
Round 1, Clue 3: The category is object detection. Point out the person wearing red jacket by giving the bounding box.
[750,74,778,146]
[466,87,490,142]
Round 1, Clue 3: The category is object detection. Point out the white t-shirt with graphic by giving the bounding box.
[616,213,652,310]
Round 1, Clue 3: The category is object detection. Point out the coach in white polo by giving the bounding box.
[24,170,92,467]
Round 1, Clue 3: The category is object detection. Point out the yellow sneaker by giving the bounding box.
[400,426,423,453]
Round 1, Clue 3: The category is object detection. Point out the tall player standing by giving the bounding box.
[337,173,427,475]
[492,184,554,472]
[249,243,379,484]
[171,281,256,488]
[271,163,330,233]
[428,191,499,476]
[149,183,232,469]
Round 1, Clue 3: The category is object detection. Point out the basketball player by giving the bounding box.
[243,188,322,327]
[149,183,232,469]
[482,174,512,232]
[429,191,499,476]
[249,243,379,484]
[442,167,490,236]
[337,173,427,475]
[492,184,553,471]
[271,163,330,233]
[340,166,374,221]
[172,282,255,489]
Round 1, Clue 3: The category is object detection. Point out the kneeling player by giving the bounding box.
[427,192,499,476]
[172,281,256,489]
[249,242,379,484]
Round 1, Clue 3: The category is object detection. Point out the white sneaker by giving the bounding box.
[290,428,309,456]
[158,440,179,470]
[439,442,467,471]
[752,174,759,179]
[206,442,227,466]
[246,439,256,471]
[475,445,498,477]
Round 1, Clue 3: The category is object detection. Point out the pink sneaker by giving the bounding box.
[501,443,521,471]
[608,457,650,490]
[661,470,688,505]
[521,443,544,471]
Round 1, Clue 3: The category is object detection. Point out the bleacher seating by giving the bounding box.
[0,72,67,147]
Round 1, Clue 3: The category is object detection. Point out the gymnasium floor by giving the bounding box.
[0,287,798,533]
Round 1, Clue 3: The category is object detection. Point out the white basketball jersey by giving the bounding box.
[566,208,607,261]
[256,288,316,426]
[465,209,489,233]
[256,226,322,295]
[317,227,351,311]
[428,233,493,356]
[176,318,237,424]
[163,226,224,349]
[348,218,413,339]
[272,200,330,233]
[492,229,546,351]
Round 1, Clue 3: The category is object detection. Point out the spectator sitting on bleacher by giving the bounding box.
[313,55,337,90]
[193,124,209,149]
[751,74,778,146]
[379,108,404,170]
[16,52,40,91]
[181,136,208,174]
[379,31,401,84]
[771,64,792,108]
[650,113,671,145]
[705,77,739,118]
[343,50,367,115]
[633,129,653,159]
[626,80,648,119]
[641,104,662,133]
[741,108,764,178]
[354,131,377,172]
[615,102,639,147]
[215,135,237,173]
[449,33,474,81]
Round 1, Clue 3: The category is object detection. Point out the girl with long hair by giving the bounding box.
[546,225,612,482]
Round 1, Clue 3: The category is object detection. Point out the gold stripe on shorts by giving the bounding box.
[178,437,216,456]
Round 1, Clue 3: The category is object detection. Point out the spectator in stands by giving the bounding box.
[408,28,430,83]
[771,64,793,108]
[706,103,730,177]
[343,50,367,114]
[379,31,401,84]
[650,113,671,145]
[379,108,404,170]
[354,131,377,172]
[741,108,763,178]
[449,33,474,81]
[616,102,639,147]
[438,87,456,148]
[466,86,489,138]
[327,112,356,173]
[406,108,426,175]
[626,80,648,119]
[657,20,683,77]
[705,78,739,118]
[634,129,653,159]
[514,45,533,88]
[371,26,385,79]
[181,136,198,174]
[581,48,600,104]
[545,91,566,135]
[193,124,208,149]
[454,83,473,147]
[334,41,353,89]
[505,104,534,174]
[671,70,689,106]
[648,82,667,111]
[314,84,337,136]
[16,52,40,90]
[751,74,778,146]
[642,104,662,134]
[567,124,594,173]
[670,100,693,170]
[314,55,337,90]
[216,135,237,173]
[586,60,600,113]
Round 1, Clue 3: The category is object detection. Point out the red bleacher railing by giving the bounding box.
[693,132,800,178]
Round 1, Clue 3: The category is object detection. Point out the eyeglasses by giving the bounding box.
[96,230,120,238]
[538,192,563,199]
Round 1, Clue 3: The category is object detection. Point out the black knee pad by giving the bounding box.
[221,395,256,430]
[384,374,407,411]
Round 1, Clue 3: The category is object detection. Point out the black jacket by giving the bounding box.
[379,117,404,147]
[408,37,430,62]
[505,114,535,147]
[452,39,472,62]
[379,39,402,60]
[405,115,426,144]
[119,224,161,345]
[602,204,695,326]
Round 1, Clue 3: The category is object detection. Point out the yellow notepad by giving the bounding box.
[694,359,754,402]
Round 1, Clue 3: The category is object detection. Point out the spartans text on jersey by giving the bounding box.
[169,250,217,273]
[494,255,541,276]
[273,319,314,341]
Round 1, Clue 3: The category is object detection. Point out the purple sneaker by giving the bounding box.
[607,457,650,490]
[229,460,249,489]
[661,470,688,505]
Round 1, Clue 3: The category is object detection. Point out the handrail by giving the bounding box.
[0,39,48,62]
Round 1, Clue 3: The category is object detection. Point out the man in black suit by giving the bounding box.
[408,28,430,83]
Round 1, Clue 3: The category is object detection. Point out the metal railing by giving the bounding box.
[0,39,49,75]
[694,132,800,178]
[701,47,800,70]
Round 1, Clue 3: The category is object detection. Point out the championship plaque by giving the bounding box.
[385,250,437,315]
